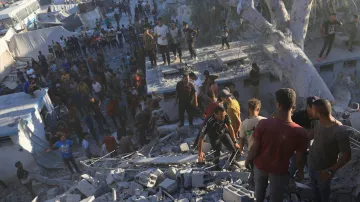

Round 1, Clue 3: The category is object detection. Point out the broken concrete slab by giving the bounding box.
[177,169,192,188]
[192,171,214,188]
[130,155,198,165]
[215,47,247,66]
[159,178,177,193]
[76,179,96,197]
[66,194,81,202]
[106,168,125,185]
[262,44,278,60]
[130,195,149,202]
[94,172,107,183]
[162,65,180,76]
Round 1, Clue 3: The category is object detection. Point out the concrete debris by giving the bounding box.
[159,178,178,193]
[180,143,190,152]
[76,179,96,197]
[135,169,158,187]
[79,196,95,202]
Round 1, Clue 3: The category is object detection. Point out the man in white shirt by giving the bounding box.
[26,67,36,79]
[189,72,202,95]
[92,80,104,100]
[239,98,266,187]
[154,17,170,66]
[169,21,182,63]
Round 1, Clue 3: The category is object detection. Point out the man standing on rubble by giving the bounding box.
[198,106,240,170]
[219,89,241,137]
[15,161,35,198]
[308,99,351,202]
[49,134,81,174]
[175,73,197,128]
[169,20,182,63]
[183,22,198,60]
[221,21,230,49]
[154,17,171,66]
[245,88,308,202]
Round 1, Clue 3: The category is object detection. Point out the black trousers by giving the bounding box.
[319,34,335,58]
[222,37,230,48]
[170,43,182,58]
[63,156,80,173]
[187,41,197,58]
[24,181,36,198]
[146,49,157,65]
[178,102,194,125]
[159,45,170,64]
[209,132,237,166]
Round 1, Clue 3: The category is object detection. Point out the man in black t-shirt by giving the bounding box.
[15,161,36,198]
[183,22,198,60]
[197,106,240,170]
[317,13,342,62]
[176,73,197,127]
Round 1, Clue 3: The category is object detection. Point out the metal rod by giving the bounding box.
[88,150,115,166]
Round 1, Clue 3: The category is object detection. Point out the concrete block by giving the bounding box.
[262,44,278,60]
[66,194,81,202]
[80,196,95,202]
[180,143,190,152]
[164,167,178,180]
[76,179,96,197]
[126,182,144,195]
[135,170,158,187]
[202,142,211,153]
[192,171,213,188]
[159,178,177,193]
[152,168,165,184]
[177,169,192,188]
[80,174,98,186]
[223,185,254,202]
[106,168,125,185]
[215,47,247,66]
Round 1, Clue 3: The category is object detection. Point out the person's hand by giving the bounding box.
[198,152,205,163]
[234,143,240,149]
[319,170,332,182]
[295,170,304,182]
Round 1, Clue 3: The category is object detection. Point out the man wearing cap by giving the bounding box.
[317,13,342,62]
[183,22,198,60]
[169,21,183,63]
[198,106,240,170]
[15,161,36,198]
[154,17,171,66]
[249,63,260,98]
[175,73,197,127]
[219,89,241,137]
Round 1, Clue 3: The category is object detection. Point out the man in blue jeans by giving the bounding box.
[308,99,351,201]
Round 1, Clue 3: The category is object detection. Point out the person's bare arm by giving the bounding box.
[193,91,198,107]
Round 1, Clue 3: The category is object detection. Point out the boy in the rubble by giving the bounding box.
[197,106,240,170]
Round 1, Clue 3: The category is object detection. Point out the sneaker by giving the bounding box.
[194,56,198,61]
[316,58,322,62]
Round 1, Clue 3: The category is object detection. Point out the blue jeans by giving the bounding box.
[309,168,332,202]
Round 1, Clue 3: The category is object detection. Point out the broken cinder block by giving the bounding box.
[223,184,254,202]
[159,178,177,193]
[135,169,158,188]
[192,171,213,188]
[164,167,177,180]
[177,169,192,188]
[76,179,96,197]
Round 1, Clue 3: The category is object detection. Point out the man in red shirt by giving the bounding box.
[102,132,117,157]
[245,88,308,202]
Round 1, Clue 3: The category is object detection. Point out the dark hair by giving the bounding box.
[275,88,296,111]
[214,106,225,114]
[313,99,332,116]
[189,72,196,78]
[248,98,261,110]
[183,73,189,78]
[306,96,319,108]
[354,14,359,19]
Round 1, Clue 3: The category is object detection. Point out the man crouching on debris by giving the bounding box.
[197,106,240,170]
